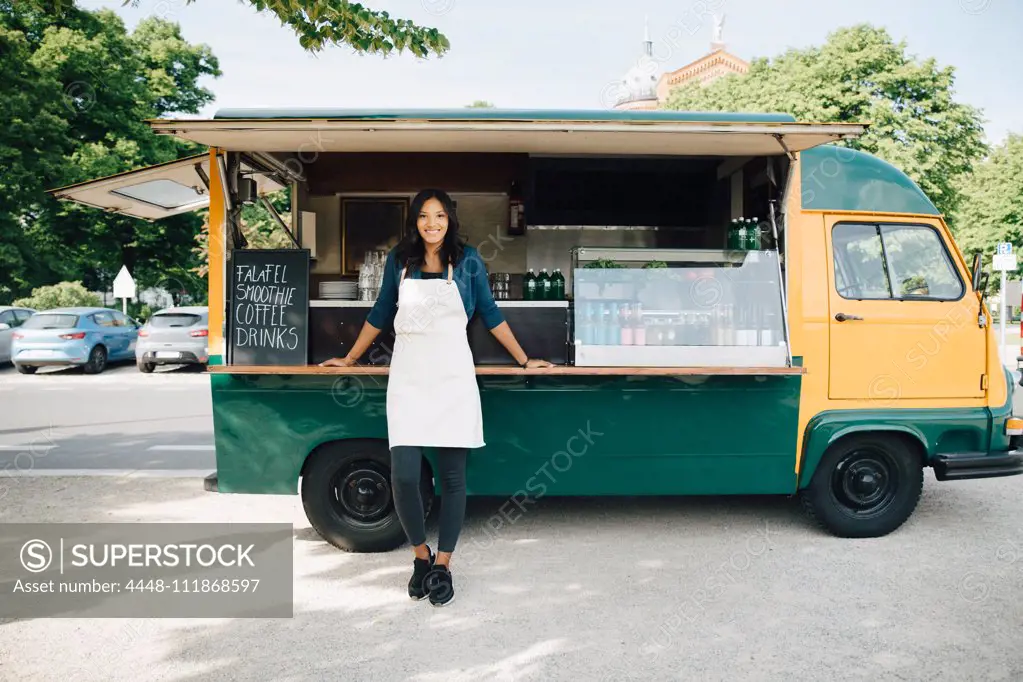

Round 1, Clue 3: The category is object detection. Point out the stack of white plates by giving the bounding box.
[319,281,358,300]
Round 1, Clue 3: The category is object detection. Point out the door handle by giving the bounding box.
[834,312,864,322]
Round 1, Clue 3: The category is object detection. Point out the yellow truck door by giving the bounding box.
[826,217,986,400]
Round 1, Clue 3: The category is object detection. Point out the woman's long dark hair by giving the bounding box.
[396,189,466,273]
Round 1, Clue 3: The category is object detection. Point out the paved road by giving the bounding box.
[0,362,213,476]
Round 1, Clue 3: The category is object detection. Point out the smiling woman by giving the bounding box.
[319,188,552,606]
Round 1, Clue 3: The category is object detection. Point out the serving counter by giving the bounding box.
[208,364,806,375]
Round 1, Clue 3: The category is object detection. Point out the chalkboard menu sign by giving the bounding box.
[228,249,310,366]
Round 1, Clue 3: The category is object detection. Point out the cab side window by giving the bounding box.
[14,310,32,326]
[112,311,129,327]
[832,223,964,300]
[0,311,15,328]
[92,311,115,327]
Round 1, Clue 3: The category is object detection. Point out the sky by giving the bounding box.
[83,0,1022,144]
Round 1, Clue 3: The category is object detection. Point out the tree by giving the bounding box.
[0,4,219,299]
[663,24,987,217]
[0,7,71,299]
[466,100,496,108]
[952,134,1023,269]
[34,0,449,56]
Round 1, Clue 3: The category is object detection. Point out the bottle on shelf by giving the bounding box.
[580,303,595,346]
[747,217,761,251]
[551,268,566,300]
[524,269,537,301]
[537,269,551,301]
[633,303,646,346]
[620,304,634,345]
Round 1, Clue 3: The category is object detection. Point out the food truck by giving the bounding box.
[51,108,1023,550]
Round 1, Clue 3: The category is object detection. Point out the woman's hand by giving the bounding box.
[523,358,554,369]
[319,356,356,368]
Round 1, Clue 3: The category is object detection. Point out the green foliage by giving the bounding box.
[466,100,495,108]
[191,189,296,278]
[584,258,624,269]
[13,281,101,309]
[1,3,219,299]
[664,24,987,217]
[119,0,449,56]
[952,134,1023,271]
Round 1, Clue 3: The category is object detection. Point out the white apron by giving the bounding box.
[386,264,485,449]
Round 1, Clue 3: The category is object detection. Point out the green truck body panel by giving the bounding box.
[212,108,798,123]
[210,364,1015,496]
[210,372,804,496]
[800,145,941,215]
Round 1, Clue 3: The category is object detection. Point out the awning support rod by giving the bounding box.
[260,195,302,250]
[773,134,797,161]
[193,162,211,191]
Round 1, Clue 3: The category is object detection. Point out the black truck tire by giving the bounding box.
[800,433,923,538]
[301,440,434,553]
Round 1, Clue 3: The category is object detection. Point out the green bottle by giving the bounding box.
[537,269,551,300]
[551,269,565,300]
[523,269,537,301]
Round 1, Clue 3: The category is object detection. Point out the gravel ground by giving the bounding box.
[0,473,1021,682]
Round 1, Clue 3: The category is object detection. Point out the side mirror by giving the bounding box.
[971,252,984,293]
[0,323,10,331]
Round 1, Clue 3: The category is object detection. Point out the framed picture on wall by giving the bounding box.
[341,197,409,275]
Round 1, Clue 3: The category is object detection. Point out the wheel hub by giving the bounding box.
[831,449,898,517]
[331,463,392,523]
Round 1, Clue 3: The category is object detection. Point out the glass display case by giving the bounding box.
[570,247,791,367]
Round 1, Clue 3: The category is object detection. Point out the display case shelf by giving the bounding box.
[570,247,791,368]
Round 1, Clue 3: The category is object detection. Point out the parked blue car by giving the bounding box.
[11,307,140,374]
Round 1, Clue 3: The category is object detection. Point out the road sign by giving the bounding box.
[994,254,1018,272]
[113,265,136,299]
[997,242,1013,255]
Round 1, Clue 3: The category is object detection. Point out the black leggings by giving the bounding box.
[390,446,467,554]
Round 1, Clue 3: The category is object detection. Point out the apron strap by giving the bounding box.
[446,263,453,283]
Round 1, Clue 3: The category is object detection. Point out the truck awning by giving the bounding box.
[47,153,287,221]
[146,110,866,157]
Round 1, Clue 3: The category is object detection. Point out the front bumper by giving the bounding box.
[932,451,1023,481]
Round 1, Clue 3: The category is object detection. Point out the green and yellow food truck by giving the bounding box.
[51,108,1023,550]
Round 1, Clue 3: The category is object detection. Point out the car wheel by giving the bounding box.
[15,364,37,375]
[800,433,923,538]
[83,345,107,374]
[301,440,434,553]
[137,361,155,373]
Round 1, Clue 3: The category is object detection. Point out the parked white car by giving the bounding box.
[0,306,37,364]
[135,306,209,372]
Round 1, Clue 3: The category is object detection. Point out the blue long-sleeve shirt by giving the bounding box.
[366,245,506,331]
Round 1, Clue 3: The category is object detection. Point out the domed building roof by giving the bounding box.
[612,21,660,110]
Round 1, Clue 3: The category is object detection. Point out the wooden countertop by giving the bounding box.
[208,365,806,376]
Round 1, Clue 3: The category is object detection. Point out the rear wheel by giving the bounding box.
[83,345,107,374]
[800,433,923,538]
[15,364,37,375]
[137,361,155,373]
[301,440,434,553]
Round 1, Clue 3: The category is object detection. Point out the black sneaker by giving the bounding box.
[408,548,435,601]
[424,565,454,607]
